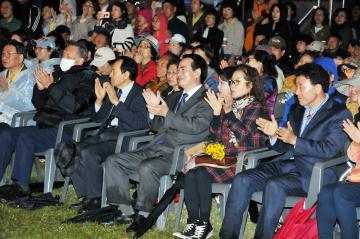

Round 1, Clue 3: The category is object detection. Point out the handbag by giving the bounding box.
[273,198,318,239]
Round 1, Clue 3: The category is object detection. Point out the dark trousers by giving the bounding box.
[317,182,360,239]
[105,145,173,212]
[70,130,117,199]
[219,160,306,239]
[184,167,217,222]
[0,126,70,185]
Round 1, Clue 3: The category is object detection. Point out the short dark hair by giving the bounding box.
[254,50,278,78]
[193,44,214,63]
[182,54,208,84]
[218,66,236,82]
[118,56,138,81]
[66,41,88,61]
[327,33,342,42]
[295,63,329,93]
[162,0,178,8]
[166,56,180,69]
[4,40,26,56]
[96,32,111,47]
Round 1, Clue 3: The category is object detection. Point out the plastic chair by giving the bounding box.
[173,147,271,232]
[238,150,348,239]
[2,110,91,193]
[60,126,150,203]
[101,134,196,230]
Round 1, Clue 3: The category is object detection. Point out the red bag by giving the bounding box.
[273,198,318,239]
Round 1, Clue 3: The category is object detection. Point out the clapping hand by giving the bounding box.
[34,67,54,89]
[343,119,360,144]
[103,82,120,106]
[146,96,169,117]
[277,121,297,145]
[204,90,223,116]
[95,78,106,105]
[256,115,278,138]
[143,88,161,106]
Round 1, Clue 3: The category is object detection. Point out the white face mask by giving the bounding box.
[59,58,75,72]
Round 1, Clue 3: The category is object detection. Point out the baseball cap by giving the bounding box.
[90,47,116,67]
[306,41,325,52]
[135,34,160,58]
[168,34,186,44]
[268,36,286,50]
[313,56,339,82]
[34,37,56,49]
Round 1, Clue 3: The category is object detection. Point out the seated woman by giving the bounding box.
[173,65,269,239]
[317,114,360,239]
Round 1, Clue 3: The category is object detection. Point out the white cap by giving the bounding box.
[168,33,186,44]
[90,47,116,67]
[306,41,326,52]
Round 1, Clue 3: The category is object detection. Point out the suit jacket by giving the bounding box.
[271,97,352,191]
[92,83,149,141]
[148,86,212,150]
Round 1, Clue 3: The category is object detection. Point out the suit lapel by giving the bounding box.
[175,86,205,114]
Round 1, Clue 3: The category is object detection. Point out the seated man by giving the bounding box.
[102,54,213,231]
[0,41,97,200]
[219,63,352,239]
[0,40,35,127]
[65,56,148,213]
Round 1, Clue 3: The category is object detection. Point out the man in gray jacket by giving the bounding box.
[102,54,213,232]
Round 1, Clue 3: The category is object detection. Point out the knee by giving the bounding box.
[264,178,284,196]
[138,161,155,177]
[232,173,253,190]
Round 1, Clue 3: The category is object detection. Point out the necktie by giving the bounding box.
[102,89,122,129]
[174,93,188,113]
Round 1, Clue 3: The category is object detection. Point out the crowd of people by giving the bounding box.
[0,0,360,238]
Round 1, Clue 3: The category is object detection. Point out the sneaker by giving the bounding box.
[173,220,197,239]
[192,221,213,239]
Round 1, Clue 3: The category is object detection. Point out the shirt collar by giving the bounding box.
[183,84,202,101]
[304,94,329,115]
[118,81,134,100]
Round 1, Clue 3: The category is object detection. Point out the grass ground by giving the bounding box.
[0,184,256,239]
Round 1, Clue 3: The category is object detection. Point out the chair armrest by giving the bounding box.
[55,118,91,145]
[129,135,155,151]
[72,122,102,142]
[170,143,197,175]
[10,110,37,127]
[235,147,271,173]
[304,155,348,209]
[115,129,151,153]
[246,150,282,169]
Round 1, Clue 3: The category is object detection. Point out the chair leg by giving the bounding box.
[60,177,71,203]
[44,149,56,193]
[33,159,43,182]
[238,205,249,239]
[156,176,172,231]
[101,163,107,207]
[174,189,185,232]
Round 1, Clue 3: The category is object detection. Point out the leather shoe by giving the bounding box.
[70,197,87,210]
[101,212,135,226]
[0,184,30,203]
[126,214,145,232]
[78,198,101,214]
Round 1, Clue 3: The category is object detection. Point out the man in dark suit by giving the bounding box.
[102,54,213,231]
[63,56,148,212]
[0,41,97,200]
[219,63,352,239]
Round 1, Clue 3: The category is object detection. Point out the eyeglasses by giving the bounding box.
[229,78,247,86]
[1,52,19,57]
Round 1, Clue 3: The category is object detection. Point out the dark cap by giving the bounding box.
[268,36,286,50]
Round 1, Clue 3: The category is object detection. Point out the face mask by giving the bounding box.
[59,58,75,72]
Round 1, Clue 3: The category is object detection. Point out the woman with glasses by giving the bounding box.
[174,65,269,239]
[66,0,99,41]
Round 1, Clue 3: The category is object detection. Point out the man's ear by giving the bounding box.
[195,68,201,82]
